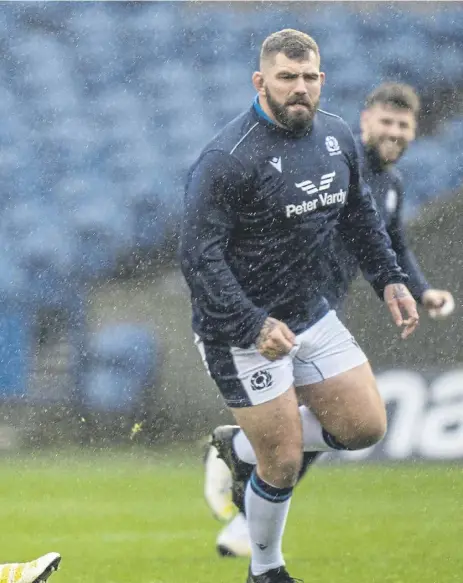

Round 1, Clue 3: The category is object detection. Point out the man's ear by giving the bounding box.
[252,71,265,95]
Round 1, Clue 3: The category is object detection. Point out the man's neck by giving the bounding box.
[253,95,283,128]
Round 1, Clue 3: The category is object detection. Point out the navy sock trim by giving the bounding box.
[322,428,350,450]
[249,470,293,503]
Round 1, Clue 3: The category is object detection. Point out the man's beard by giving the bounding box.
[265,86,318,134]
[368,135,408,165]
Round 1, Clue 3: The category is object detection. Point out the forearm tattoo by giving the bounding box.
[256,318,277,348]
[392,284,407,299]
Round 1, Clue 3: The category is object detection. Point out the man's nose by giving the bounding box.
[385,123,402,140]
[293,76,308,94]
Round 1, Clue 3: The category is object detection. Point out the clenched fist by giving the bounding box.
[421,289,455,320]
[256,317,295,361]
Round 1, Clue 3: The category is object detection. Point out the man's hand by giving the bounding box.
[256,317,295,361]
[384,283,419,339]
[421,289,455,320]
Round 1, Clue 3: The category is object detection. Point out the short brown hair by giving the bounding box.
[260,29,320,66]
[365,82,420,115]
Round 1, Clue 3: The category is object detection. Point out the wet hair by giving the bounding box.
[365,83,420,116]
[260,29,320,66]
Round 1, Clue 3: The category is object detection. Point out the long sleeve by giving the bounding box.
[180,149,267,347]
[337,138,408,299]
[387,185,430,302]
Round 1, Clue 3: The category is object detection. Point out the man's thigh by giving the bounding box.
[231,386,303,486]
[195,336,302,463]
[292,310,385,442]
[297,361,385,440]
[231,386,303,464]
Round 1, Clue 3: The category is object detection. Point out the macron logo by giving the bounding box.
[269,156,282,173]
[295,171,336,194]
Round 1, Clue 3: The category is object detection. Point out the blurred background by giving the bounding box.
[0,0,461,451]
[0,0,460,450]
[0,2,462,581]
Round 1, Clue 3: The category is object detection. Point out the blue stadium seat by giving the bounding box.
[15,2,70,30]
[0,242,30,399]
[119,3,179,43]
[37,129,99,189]
[66,6,116,40]
[0,302,31,399]
[10,35,73,88]
[420,9,463,43]
[0,86,21,116]
[16,220,76,275]
[0,201,50,241]
[30,88,80,119]
[129,184,176,252]
[67,8,128,92]
[89,324,157,376]
[0,8,12,37]
[441,119,463,155]
[0,247,28,299]
[85,369,143,412]
[67,195,134,278]
[1,205,80,307]
[325,59,374,100]
[85,324,158,412]
[51,173,118,212]
[102,141,158,184]
[0,117,28,147]
[0,145,42,205]
[91,87,146,126]
[438,46,463,82]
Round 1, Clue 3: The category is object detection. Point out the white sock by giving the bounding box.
[233,405,342,465]
[233,429,257,464]
[245,470,292,576]
[299,405,339,451]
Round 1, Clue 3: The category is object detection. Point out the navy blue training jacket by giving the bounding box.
[180,103,407,347]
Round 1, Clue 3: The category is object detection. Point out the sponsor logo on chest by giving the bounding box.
[286,171,346,218]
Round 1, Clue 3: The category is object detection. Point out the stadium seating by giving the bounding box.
[0,246,28,298]
[85,324,158,412]
[0,2,461,404]
[2,3,459,244]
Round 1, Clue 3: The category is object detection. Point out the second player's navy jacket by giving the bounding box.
[321,142,430,310]
[180,101,407,348]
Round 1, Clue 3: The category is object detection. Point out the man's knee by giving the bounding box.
[258,446,303,487]
[342,409,387,450]
[311,367,387,451]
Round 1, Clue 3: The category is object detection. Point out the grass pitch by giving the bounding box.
[0,447,461,583]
